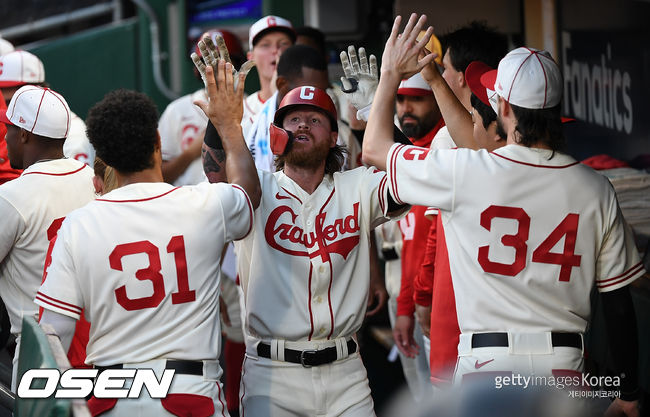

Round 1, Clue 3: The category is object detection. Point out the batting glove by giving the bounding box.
[339,46,378,121]
[191,35,255,92]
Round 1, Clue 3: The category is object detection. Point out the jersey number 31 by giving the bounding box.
[110,236,196,311]
[477,205,581,282]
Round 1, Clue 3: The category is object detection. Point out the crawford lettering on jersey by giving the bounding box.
[17,368,174,399]
[265,202,360,262]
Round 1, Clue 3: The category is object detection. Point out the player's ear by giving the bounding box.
[329,131,338,147]
[19,128,30,144]
[247,50,253,61]
[457,71,467,88]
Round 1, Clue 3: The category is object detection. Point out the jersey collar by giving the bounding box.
[490,144,578,168]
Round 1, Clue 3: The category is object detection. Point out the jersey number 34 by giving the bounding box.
[477,205,581,282]
[110,236,196,311]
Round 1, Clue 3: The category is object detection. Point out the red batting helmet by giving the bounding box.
[273,86,338,132]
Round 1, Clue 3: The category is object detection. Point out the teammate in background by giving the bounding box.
[363,14,643,416]
[0,85,95,389]
[242,15,295,135]
[0,50,95,167]
[0,37,21,185]
[159,29,247,186]
[197,37,407,415]
[38,60,260,416]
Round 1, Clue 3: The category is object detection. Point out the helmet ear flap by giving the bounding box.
[269,123,294,155]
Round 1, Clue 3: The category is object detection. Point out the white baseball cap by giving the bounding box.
[0,50,45,88]
[480,47,562,109]
[0,37,14,56]
[248,15,295,50]
[397,73,433,96]
[0,85,71,139]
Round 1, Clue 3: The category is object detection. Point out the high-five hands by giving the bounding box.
[191,35,255,92]
[381,14,435,80]
[339,46,378,116]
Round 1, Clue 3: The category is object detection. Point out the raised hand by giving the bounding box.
[191,35,255,92]
[193,61,245,132]
[380,13,435,81]
[339,46,378,112]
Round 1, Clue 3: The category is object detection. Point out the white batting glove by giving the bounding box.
[340,46,378,121]
[191,35,255,92]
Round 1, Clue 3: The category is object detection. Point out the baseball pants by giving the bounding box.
[453,332,584,386]
[88,359,229,417]
[240,342,375,417]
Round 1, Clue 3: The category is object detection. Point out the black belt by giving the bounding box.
[471,332,582,349]
[96,360,203,376]
[381,247,399,261]
[257,339,357,367]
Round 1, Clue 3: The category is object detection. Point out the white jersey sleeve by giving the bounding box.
[595,192,645,292]
[385,143,456,210]
[202,182,254,242]
[36,219,83,320]
[0,196,25,263]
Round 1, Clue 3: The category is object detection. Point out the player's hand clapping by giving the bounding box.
[380,14,435,83]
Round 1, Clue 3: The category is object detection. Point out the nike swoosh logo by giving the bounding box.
[474,359,494,369]
[275,192,291,200]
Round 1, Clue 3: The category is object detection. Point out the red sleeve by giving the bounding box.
[414,215,437,307]
[396,206,432,316]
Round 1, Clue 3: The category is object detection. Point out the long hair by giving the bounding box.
[275,144,347,174]
[511,103,565,152]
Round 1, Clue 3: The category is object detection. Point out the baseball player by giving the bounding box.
[38,60,260,416]
[242,15,295,136]
[0,85,95,388]
[0,50,95,167]
[0,37,21,185]
[364,14,644,416]
[198,59,407,413]
[159,29,247,186]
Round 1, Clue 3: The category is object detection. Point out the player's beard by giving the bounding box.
[284,133,332,168]
[496,116,507,140]
[399,112,439,140]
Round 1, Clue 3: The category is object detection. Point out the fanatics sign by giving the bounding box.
[17,368,175,399]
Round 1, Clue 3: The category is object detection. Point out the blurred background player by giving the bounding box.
[159,29,246,186]
[0,50,95,167]
[0,85,95,389]
[0,37,21,185]
[242,15,295,136]
[38,60,260,415]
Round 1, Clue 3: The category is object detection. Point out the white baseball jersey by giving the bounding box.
[386,143,644,334]
[242,91,266,140]
[63,111,96,167]
[0,159,95,335]
[159,89,209,186]
[36,181,253,365]
[236,167,396,343]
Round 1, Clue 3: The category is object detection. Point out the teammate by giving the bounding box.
[37,59,260,416]
[0,50,95,166]
[242,15,295,135]
[159,29,246,186]
[0,85,95,388]
[363,14,643,416]
[0,37,21,185]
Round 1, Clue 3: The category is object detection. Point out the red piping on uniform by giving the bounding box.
[239,356,247,417]
[96,186,180,203]
[507,50,533,104]
[23,165,86,176]
[308,263,315,340]
[31,88,47,132]
[35,295,82,316]
[597,263,644,289]
[596,262,642,283]
[378,175,387,213]
[528,48,549,107]
[281,187,302,204]
[35,291,82,311]
[232,184,254,238]
[490,152,579,169]
[319,188,336,214]
[48,89,71,137]
[216,378,226,417]
[326,261,334,340]
[390,145,405,204]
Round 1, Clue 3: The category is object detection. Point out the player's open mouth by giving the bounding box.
[295,134,310,142]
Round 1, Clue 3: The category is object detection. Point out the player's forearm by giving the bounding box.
[427,72,479,150]
[362,72,402,170]
[219,124,261,209]
[202,121,227,183]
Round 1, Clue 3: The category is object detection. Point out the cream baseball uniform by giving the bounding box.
[242,91,266,141]
[385,143,645,382]
[0,158,94,386]
[36,181,253,416]
[236,166,398,416]
[159,89,209,186]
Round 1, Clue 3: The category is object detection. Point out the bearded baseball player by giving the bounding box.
[364,14,644,416]
[0,85,95,389]
[195,36,407,414]
[37,60,260,416]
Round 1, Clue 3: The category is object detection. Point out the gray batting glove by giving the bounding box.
[191,35,255,92]
[340,46,378,116]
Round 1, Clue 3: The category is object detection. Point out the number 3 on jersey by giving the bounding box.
[110,236,196,311]
[477,205,581,282]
